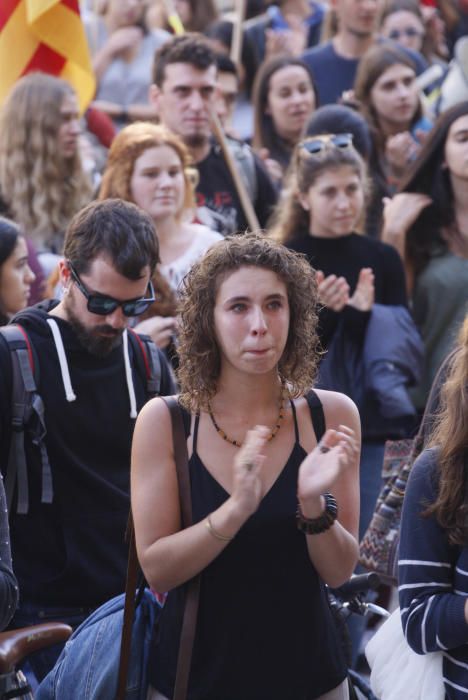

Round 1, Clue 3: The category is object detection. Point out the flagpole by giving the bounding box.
[230,0,247,67]
[209,106,260,233]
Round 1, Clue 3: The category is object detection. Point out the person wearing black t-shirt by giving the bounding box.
[271,135,411,543]
[150,34,278,237]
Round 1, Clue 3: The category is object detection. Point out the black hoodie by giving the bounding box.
[0,301,175,607]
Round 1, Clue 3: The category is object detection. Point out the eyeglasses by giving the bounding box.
[388,28,423,40]
[68,263,156,317]
[300,133,354,156]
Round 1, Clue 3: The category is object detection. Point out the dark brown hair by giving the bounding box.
[177,233,320,410]
[64,199,159,279]
[152,33,216,87]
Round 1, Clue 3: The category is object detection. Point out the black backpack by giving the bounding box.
[0,324,162,515]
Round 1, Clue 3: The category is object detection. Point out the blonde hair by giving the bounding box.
[98,122,197,217]
[0,73,92,249]
[269,139,368,244]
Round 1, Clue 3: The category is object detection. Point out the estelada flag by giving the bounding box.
[0,0,96,112]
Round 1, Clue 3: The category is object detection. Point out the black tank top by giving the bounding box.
[149,391,347,699]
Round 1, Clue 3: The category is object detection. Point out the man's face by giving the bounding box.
[61,256,151,357]
[333,0,381,37]
[151,62,218,148]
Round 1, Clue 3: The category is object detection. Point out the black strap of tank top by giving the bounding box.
[305,390,326,442]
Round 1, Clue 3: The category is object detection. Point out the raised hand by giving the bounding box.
[106,26,143,58]
[297,426,359,512]
[348,267,374,311]
[385,131,420,178]
[230,426,270,518]
[316,270,350,312]
[382,192,432,258]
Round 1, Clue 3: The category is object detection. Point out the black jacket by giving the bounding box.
[0,301,175,607]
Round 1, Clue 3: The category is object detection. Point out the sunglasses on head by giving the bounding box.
[68,262,156,317]
[300,133,354,156]
[388,27,423,39]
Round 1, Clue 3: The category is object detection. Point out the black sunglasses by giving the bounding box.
[68,263,155,317]
[300,133,354,155]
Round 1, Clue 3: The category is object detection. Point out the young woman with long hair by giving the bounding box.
[270,135,410,541]
[99,121,221,349]
[0,73,92,265]
[381,100,468,411]
[0,218,35,327]
[132,234,360,700]
[353,42,432,235]
[399,316,468,699]
[252,54,317,185]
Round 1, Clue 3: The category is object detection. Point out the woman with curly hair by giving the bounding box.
[398,316,468,699]
[132,233,360,700]
[99,121,221,349]
[0,73,93,272]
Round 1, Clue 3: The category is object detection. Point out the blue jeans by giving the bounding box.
[9,602,95,683]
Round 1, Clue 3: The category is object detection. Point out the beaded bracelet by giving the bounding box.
[205,515,233,542]
[296,493,338,535]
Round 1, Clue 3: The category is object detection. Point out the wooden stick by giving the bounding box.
[230,0,247,67]
[209,107,261,233]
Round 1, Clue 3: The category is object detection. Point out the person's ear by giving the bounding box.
[148,84,161,115]
[58,259,72,291]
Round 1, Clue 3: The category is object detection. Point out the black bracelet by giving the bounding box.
[296,493,338,535]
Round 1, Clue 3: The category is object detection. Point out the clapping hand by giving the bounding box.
[316,270,350,312]
[297,426,359,512]
[348,268,374,312]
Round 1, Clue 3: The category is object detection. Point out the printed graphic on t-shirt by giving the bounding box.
[195,192,239,238]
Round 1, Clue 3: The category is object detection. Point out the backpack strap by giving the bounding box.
[116,396,199,700]
[127,329,162,398]
[305,390,326,443]
[0,325,52,515]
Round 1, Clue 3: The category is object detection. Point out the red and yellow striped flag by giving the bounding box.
[0,0,96,112]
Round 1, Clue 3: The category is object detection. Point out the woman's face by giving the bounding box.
[174,0,192,26]
[57,92,81,159]
[0,237,35,317]
[266,65,316,143]
[214,266,290,376]
[107,0,144,27]
[444,114,468,180]
[299,164,364,238]
[381,11,425,52]
[370,63,419,131]
[130,144,186,222]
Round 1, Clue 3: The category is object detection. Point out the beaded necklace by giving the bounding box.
[208,382,287,447]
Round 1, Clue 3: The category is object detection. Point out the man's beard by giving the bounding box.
[183,132,209,149]
[65,297,124,358]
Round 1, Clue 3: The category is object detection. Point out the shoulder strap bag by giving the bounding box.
[116,396,199,700]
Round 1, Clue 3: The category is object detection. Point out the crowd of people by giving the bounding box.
[0,0,468,697]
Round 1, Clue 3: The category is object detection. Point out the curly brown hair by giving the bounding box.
[177,233,320,410]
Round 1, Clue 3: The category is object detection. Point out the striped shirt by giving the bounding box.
[399,448,468,698]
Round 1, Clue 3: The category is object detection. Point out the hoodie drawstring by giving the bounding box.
[47,319,77,402]
[123,329,138,418]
